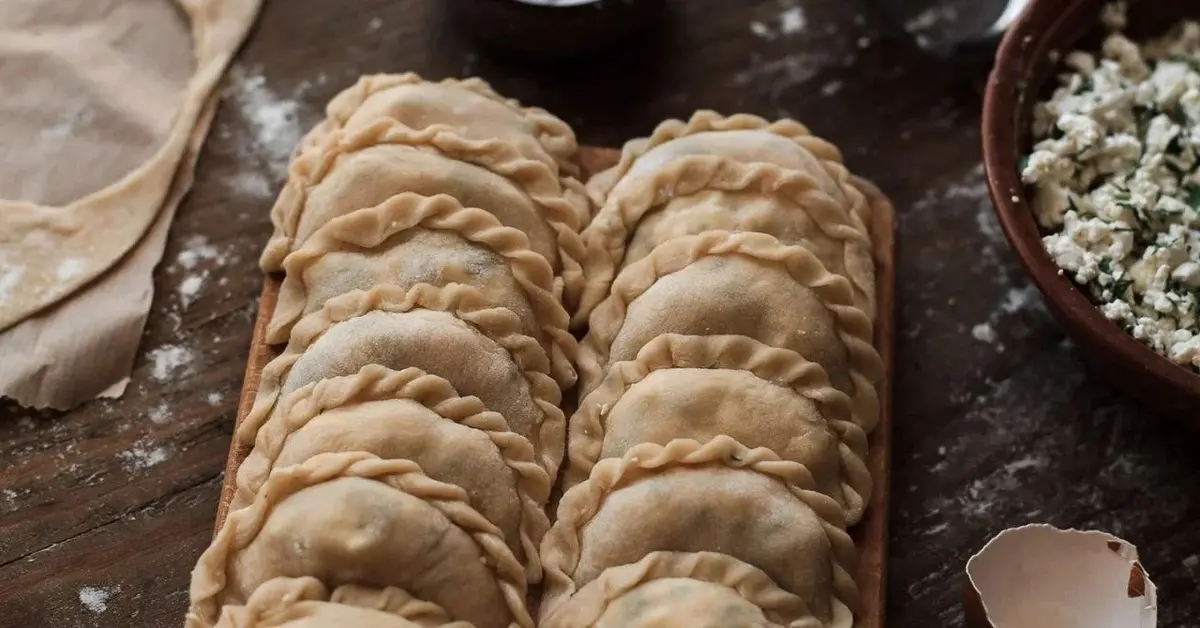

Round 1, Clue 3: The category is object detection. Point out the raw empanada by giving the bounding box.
[234,364,551,580]
[212,576,471,628]
[576,156,875,325]
[299,73,579,178]
[587,111,844,210]
[540,437,857,628]
[262,119,587,304]
[269,191,577,388]
[541,551,818,628]
[567,333,871,525]
[239,283,565,478]
[579,231,882,433]
[187,452,532,628]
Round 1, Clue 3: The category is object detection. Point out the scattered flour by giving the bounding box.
[146,402,171,425]
[779,7,806,35]
[0,266,25,301]
[178,273,207,308]
[177,235,225,270]
[56,258,87,282]
[749,21,772,40]
[368,17,382,31]
[226,67,305,180]
[119,446,170,471]
[78,586,112,613]
[43,104,95,140]
[733,52,836,92]
[228,171,274,200]
[905,3,958,33]
[205,391,224,406]
[147,345,194,381]
[820,80,844,97]
[971,322,997,343]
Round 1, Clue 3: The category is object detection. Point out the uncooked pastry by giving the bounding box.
[578,230,882,433]
[0,0,262,332]
[269,191,577,388]
[540,551,819,628]
[261,118,588,305]
[212,576,472,628]
[576,155,875,326]
[187,451,533,628]
[567,333,871,525]
[240,283,565,478]
[232,364,551,581]
[540,437,858,627]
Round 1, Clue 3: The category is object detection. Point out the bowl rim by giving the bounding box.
[981,0,1200,399]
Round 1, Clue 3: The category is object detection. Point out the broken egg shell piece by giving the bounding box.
[964,524,1157,628]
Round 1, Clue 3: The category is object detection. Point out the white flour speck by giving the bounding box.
[56,258,87,282]
[779,7,806,34]
[179,273,207,308]
[176,235,225,270]
[227,67,304,180]
[228,171,274,200]
[0,266,25,301]
[119,446,170,471]
[1184,555,1199,572]
[148,345,194,381]
[749,21,773,39]
[1004,455,1048,473]
[44,104,95,139]
[820,80,844,97]
[1000,285,1040,314]
[79,586,112,613]
[368,17,382,31]
[972,322,997,343]
[205,391,223,406]
[905,4,958,33]
[147,402,171,425]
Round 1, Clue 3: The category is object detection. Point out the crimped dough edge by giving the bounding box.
[578,230,883,433]
[186,451,532,628]
[539,436,858,627]
[261,118,588,304]
[234,363,552,581]
[541,551,821,628]
[212,575,471,628]
[268,190,578,389]
[575,154,875,326]
[299,72,580,177]
[567,333,872,525]
[238,283,565,479]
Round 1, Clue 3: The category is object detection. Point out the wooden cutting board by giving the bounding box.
[213,146,895,627]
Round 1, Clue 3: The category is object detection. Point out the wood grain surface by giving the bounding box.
[2,1,1199,627]
[207,149,897,626]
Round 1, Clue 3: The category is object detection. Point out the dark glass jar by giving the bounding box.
[451,0,666,58]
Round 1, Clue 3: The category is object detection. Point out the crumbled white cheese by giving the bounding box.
[1023,1,1200,373]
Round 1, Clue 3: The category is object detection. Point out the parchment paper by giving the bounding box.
[0,0,261,409]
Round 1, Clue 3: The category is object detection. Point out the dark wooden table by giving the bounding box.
[1,1,1197,626]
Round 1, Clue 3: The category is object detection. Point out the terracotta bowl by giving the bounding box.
[982,0,1200,420]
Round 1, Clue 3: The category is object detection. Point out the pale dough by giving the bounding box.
[0,0,262,332]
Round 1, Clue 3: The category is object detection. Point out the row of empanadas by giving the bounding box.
[539,113,883,627]
[188,74,590,627]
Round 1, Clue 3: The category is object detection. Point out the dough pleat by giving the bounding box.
[541,551,819,628]
[240,283,565,479]
[567,333,871,525]
[187,452,533,628]
[234,364,551,581]
[262,119,587,304]
[577,155,875,325]
[540,437,857,628]
[269,191,577,388]
[212,576,471,628]
[579,230,882,433]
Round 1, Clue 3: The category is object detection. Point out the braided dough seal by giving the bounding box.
[234,364,551,581]
[540,437,857,627]
[541,551,819,628]
[299,73,579,178]
[186,452,533,628]
[567,333,871,525]
[262,119,587,305]
[579,231,881,433]
[212,576,471,628]
[269,191,577,388]
[575,155,875,325]
[239,283,565,478]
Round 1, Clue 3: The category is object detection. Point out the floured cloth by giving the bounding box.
[0,0,262,409]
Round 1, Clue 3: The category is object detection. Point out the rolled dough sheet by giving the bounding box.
[0,0,261,408]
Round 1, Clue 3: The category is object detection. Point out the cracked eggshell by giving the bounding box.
[964,524,1157,628]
